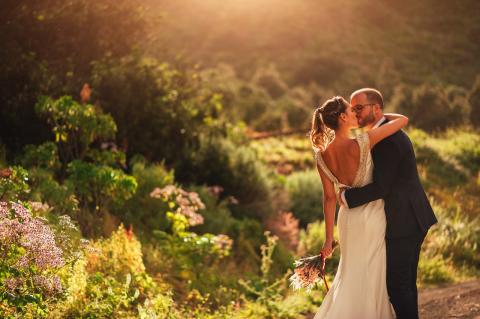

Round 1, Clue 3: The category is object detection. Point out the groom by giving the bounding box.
[340,88,438,319]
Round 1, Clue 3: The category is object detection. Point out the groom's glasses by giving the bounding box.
[352,103,376,112]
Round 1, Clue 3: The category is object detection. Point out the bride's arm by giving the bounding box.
[367,113,409,149]
[316,162,336,258]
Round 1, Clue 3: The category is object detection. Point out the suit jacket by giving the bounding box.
[344,119,438,238]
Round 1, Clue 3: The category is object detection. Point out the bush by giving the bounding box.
[35,95,117,167]
[120,160,175,233]
[390,84,469,132]
[0,166,30,202]
[147,185,234,299]
[252,64,288,99]
[238,232,293,318]
[417,255,454,285]
[468,76,480,126]
[189,185,236,236]
[408,128,468,188]
[91,55,226,166]
[424,203,480,267]
[0,202,64,317]
[51,224,174,319]
[179,136,274,221]
[285,169,324,227]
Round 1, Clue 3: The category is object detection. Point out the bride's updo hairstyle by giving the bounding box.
[310,96,348,152]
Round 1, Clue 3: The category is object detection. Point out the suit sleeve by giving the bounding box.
[344,138,404,208]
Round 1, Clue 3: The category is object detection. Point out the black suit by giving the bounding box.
[344,119,437,319]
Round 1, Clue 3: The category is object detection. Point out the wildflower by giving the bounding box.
[212,234,233,251]
[28,201,50,213]
[150,185,206,226]
[207,185,224,196]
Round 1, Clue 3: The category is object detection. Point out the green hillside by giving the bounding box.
[149,0,480,91]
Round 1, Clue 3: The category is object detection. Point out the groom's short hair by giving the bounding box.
[350,88,384,109]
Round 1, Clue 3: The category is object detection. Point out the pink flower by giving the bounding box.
[150,185,206,226]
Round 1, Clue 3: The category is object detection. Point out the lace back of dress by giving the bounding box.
[314,132,372,189]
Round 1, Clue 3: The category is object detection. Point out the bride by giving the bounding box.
[310,96,408,319]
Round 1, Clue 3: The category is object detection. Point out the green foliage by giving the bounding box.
[390,84,469,132]
[181,136,274,221]
[19,143,79,216]
[408,128,469,188]
[0,202,65,318]
[148,185,234,301]
[285,169,323,227]
[0,166,30,202]
[52,225,175,318]
[417,255,454,285]
[249,136,314,173]
[121,160,175,233]
[66,160,137,213]
[238,232,293,317]
[91,55,225,166]
[35,95,117,165]
[21,142,60,171]
[189,185,236,236]
[468,76,480,126]
[424,203,480,267]
[252,64,288,99]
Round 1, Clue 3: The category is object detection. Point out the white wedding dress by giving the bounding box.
[313,132,395,319]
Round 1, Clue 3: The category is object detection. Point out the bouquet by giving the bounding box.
[289,240,339,292]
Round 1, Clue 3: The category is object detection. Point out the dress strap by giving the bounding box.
[357,132,371,168]
[350,132,371,187]
[315,151,338,184]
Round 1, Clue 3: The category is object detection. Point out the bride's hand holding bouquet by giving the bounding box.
[289,239,339,292]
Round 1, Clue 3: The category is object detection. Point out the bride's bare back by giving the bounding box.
[320,138,361,187]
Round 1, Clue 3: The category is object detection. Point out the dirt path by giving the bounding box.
[303,280,480,319]
[419,280,480,319]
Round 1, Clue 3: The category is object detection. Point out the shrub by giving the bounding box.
[390,84,468,131]
[91,55,226,166]
[251,64,288,99]
[417,255,454,285]
[424,202,480,267]
[18,144,79,216]
[238,232,293,317]
[468,76,480,126]
[0,202,64,317]
[0,166,30,202]
[189,185,236,236]
[35,95,117,167]
[120,160,175,233]
[149,185,234,298]
[285,169,324,227]
[179,136,274,221]
[52,224,173,318]
[20,142,60,171]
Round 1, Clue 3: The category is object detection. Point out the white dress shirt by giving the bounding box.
[340,116,386,208]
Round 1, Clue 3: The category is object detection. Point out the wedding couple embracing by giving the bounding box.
[310,88,438,319]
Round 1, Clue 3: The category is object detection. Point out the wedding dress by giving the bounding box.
[313,132,395,319]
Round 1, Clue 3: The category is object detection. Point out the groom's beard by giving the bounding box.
[357,111,375,128]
